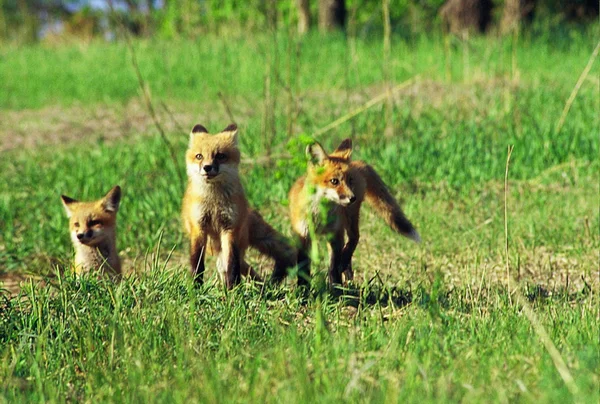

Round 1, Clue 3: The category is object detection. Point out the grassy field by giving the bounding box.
[0,30,598,402]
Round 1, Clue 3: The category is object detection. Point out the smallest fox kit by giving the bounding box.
[289,139,420,286]
[61,186,122,278]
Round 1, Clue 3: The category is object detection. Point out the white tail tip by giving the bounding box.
[408,229,421,243]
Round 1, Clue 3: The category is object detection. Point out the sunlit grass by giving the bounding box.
[0,31,598,402]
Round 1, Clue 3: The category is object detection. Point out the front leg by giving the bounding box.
[190,231,207,286]
[220,231,242,289]
[341,217,360,282]
[296,235,311,287]
[241,260,262,282]
[327,229,345,286]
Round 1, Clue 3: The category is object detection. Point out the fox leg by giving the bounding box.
[296,235,311,287]
[327,229,345,285]
[220,231,242,289]
[241,261,262,282]
[341,214,360,282]
[190,232,207,285]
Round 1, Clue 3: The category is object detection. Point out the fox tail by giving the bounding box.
[248,210,297,282]
[355,161,421,243]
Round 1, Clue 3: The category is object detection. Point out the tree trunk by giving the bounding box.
[440,0,493,35]
[501,0,537,33]
[297,0,310,34]
[318,0,346,33]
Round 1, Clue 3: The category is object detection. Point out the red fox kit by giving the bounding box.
[181,123,296,289]
[289,139,420,286]
[60,186,122,277]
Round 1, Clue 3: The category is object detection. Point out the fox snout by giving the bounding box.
[74,228,101,245]
[337,183,356,206]
[76,229,94,241]
[201,163,219,178]
[339,193,356,206]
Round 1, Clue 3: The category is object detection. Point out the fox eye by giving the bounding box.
[89,220,101,227]
[195,153,203,160]
[216,152,226,160]
[74,222,80,228]
[330,178,339,186]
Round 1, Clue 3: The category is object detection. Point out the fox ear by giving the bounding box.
[189,124,209,147]
[306,142,327,165]
[102,186,121,213]
[222,123,238,145]
[191,124,209,134]
[334,138,352,159]
[61,195,77,218]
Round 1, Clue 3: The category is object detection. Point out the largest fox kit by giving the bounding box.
[182,123,296,288]
[289,139,420,286]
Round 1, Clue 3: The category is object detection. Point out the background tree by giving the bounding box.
[318,0,346,32]
[440,0,493,34]
[297,0,310,34]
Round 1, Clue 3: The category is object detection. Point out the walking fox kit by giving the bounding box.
[289,139,420,286]
[182,123,295,288]
[61,186,122,277]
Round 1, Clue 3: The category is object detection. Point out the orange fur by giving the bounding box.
[182,124,295,288]
[61,186,122,278]
[289,139,419,285]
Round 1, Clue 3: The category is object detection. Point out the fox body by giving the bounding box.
[289,139,420,285]
[182,124,295,288]
[61,186,122,277]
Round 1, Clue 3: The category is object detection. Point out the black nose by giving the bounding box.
[203,165,213,173]
[76,233,84,240]
[349,196,357,203]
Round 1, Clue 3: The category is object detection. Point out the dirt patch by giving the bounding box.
[0,101,169,152]
[0,272,47,297]
[0,79,519,153]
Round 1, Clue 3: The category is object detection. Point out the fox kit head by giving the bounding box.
[306,138,357,207]
[61,186,121,247]
[186,124,241,184]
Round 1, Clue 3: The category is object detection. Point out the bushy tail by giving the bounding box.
[248,210,297,282]
[354,161,421,243]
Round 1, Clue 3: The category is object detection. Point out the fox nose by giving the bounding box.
[203,165,213,173]
[77,230,93,240]
[349,196,357,204]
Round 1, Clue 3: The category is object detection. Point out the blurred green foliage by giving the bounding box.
[0,0,597,43]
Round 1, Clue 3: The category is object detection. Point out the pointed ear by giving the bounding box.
[61,195,77,218]
[189,124,209,147]
[221,123,238,145]
[102,186,121,213]
[333,138,352,159]
[192,124,209,134]
[306,142,328,165]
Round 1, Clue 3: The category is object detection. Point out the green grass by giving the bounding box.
[0,30,599,402]
[1,273,597,402]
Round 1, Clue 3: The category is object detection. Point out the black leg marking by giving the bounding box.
[225,244,241,289]
[296,236,311,287]
[328,236,344,286]
[190,243,205,286]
